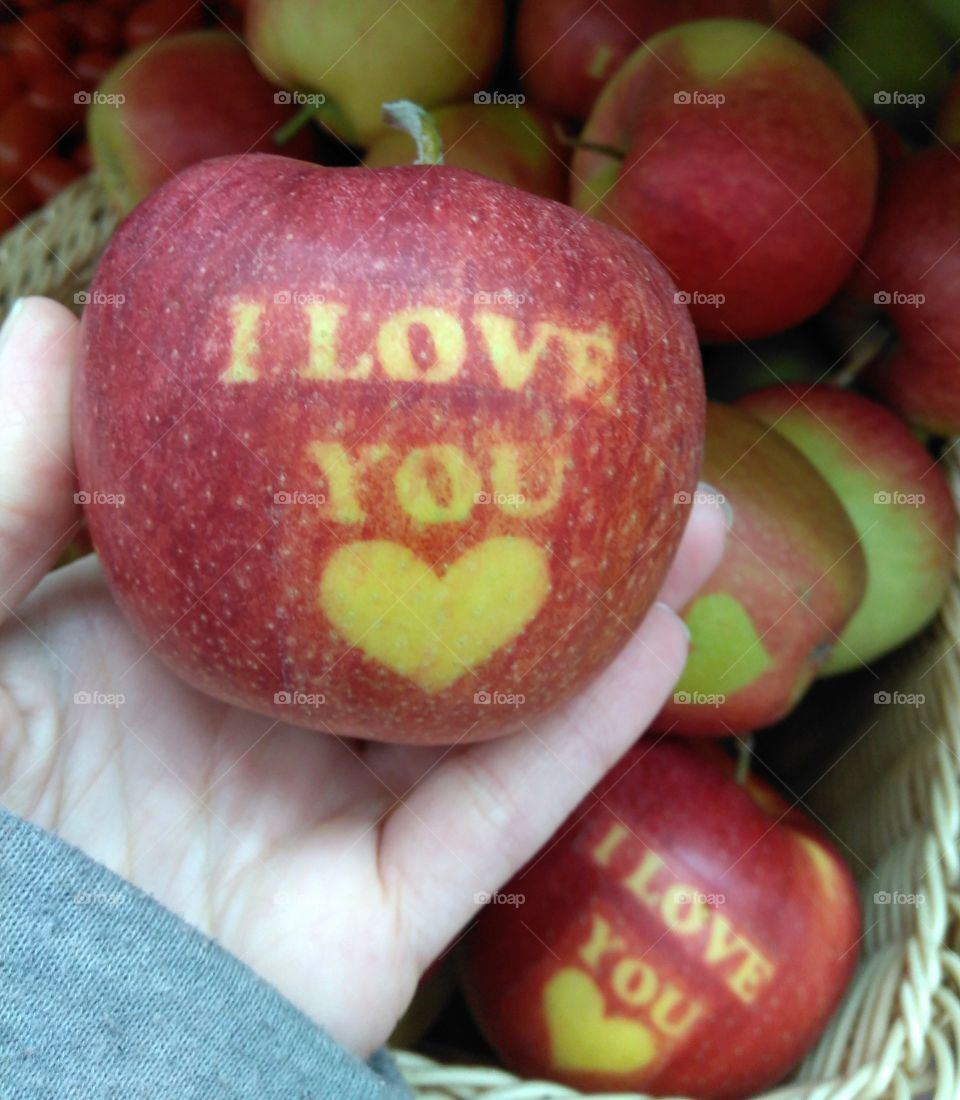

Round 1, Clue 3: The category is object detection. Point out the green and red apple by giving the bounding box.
[363,101,567,201]
[843,147,960,436]
[571,19,878,342]
[89,31,314,214]
[515,0,830,124]
[740,384,956,673]
[656,403,865,736]
[245,0,505,146]
[460,737,861,1099]
[73,150,704,744]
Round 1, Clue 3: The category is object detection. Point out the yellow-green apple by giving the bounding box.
[244,0,505,146]
[655,403,865,736]
[739,384,956,673]
[703,327,828,402]
[88,32,315,215]
[73,151,704,745]
[571,19,878,343]
[824,0,949,125]
[515,0,830,124]
[363,102,567,201]
[460,737,861,1099]
[845,148,960,434]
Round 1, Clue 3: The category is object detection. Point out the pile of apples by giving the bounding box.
[55,1,960,1098]
[0,0,244,229]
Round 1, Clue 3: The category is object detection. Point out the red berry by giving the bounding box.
[73,50,114,85]
[124,0,203,47]
[10,11,72,83]
[27,72,85,128]
[0,98,60,177]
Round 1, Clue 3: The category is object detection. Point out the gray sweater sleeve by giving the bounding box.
[0,809,411,1099]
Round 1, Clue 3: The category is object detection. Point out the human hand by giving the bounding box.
[0,297,725,1056]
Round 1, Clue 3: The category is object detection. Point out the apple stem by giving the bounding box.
[735,736,754,786]
[274,101,316,147]
[552,121,626,160]
[382,100,444,165]
[832,321,893,388]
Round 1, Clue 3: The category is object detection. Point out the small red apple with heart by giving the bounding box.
[73,148,703,744]
[460,737,861,1098]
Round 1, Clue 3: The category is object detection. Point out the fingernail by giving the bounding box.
[0,298,26,357]
[697,480,733,529]
[655,600,691,642]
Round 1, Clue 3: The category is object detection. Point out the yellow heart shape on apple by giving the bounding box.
[544,968,658,1075]
[319,536,550,693]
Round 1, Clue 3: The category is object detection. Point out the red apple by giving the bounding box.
[88,31,314,214]
[73,152,703,744]
[655,403,865,736]
[739,384,957,673]
[516,0,830,124]
[460,737,861,1099]
[363,101,568,202]
[571,19,878,342]
[845,148,960,435]
[245,0,505,146]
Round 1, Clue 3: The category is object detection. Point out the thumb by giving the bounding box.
[0,297,81,622]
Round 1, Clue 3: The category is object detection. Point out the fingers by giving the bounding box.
[657,487,729,611]
[382,495,726,970]
[0,298,81,622]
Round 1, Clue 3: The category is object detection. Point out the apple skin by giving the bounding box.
[936,70,960,143]
[459,737,861,1100]
[73,154,704,745]
[363,102,567,201]
[88,32,314,214]
[850,148,960,435]
[514,0,830,124]
[570,19,878,343]
[244,0,504,146]
[739,384,957,674]
[654,403,865,736]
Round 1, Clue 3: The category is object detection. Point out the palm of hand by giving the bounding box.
[0,299,723,1056]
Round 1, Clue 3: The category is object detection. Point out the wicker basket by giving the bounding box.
[7,174,959,1100]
